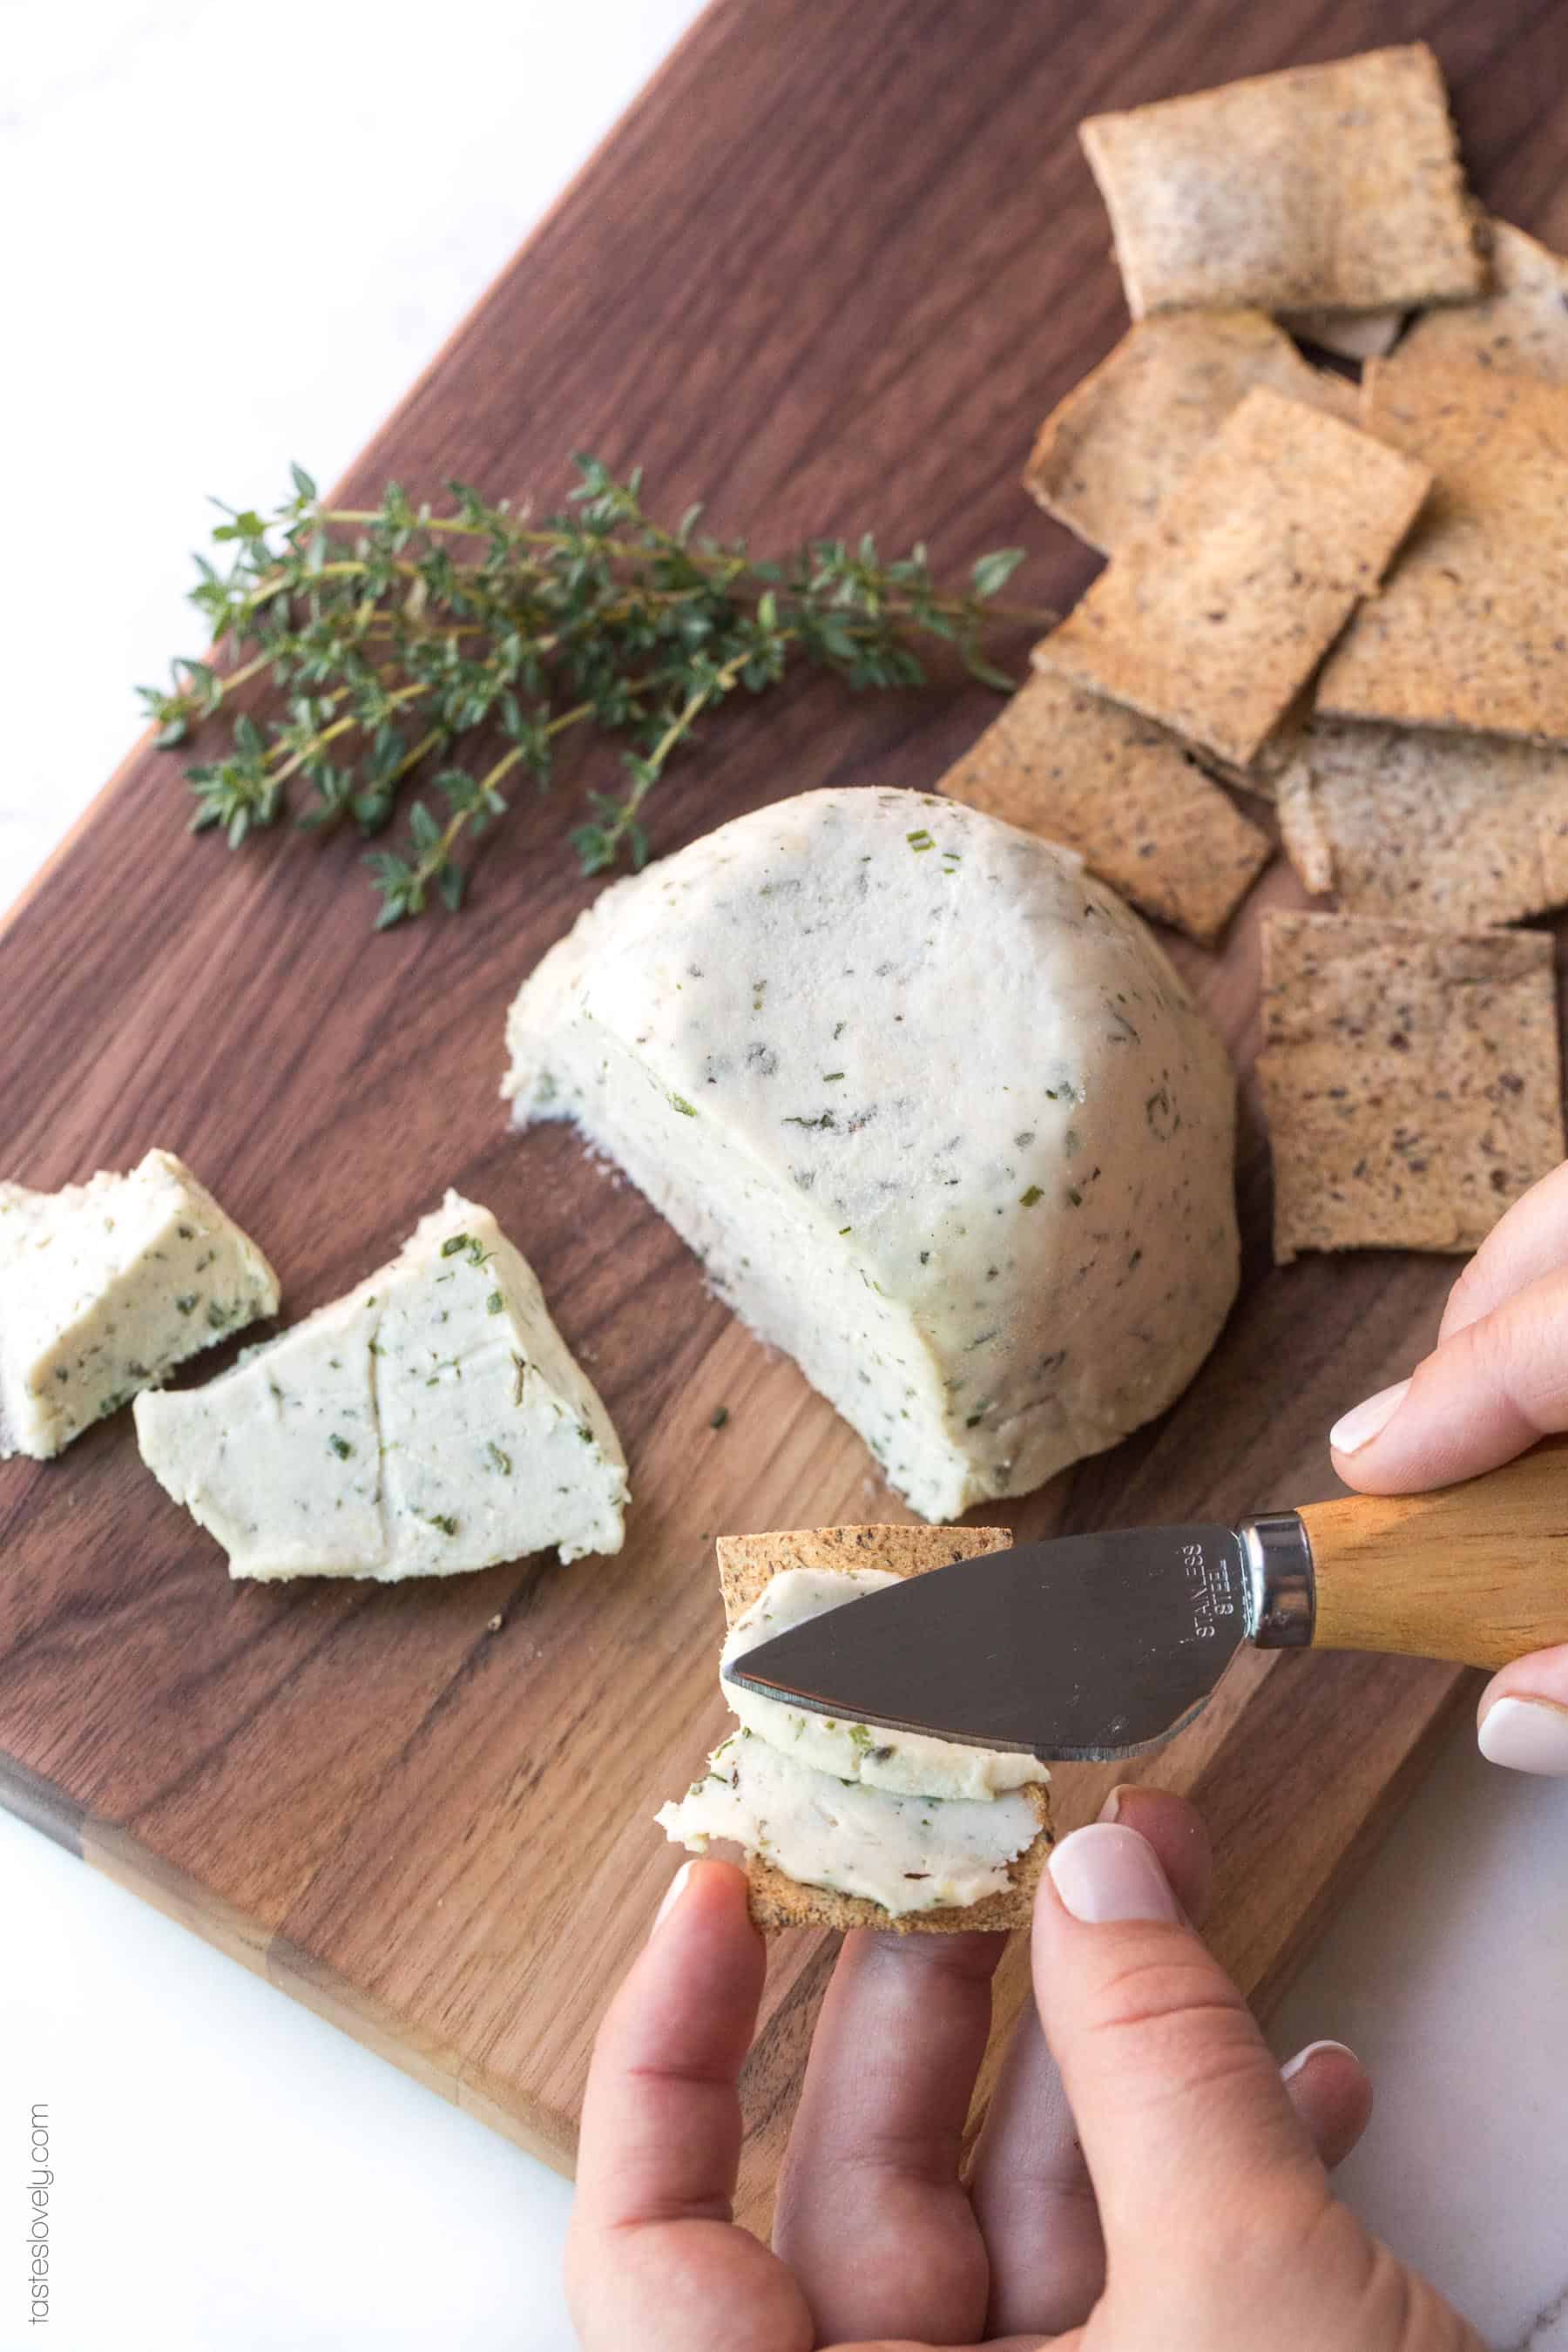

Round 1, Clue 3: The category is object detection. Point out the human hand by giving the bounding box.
[568,1788,1475,2348]
[1328,1159,1568,1774]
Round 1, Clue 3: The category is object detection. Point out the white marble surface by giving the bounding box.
[4,8,1568,2348]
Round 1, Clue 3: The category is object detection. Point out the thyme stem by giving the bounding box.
[142,456,1046,928]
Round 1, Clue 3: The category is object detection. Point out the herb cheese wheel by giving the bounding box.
[503,787,1238,1518]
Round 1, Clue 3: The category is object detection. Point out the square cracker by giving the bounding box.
[1024,309,1355,554]
[1080,44,1483,319]
[940,666,1271,943]
[713,1524,1054,1935]
[1315,362,1568,742]
[1277,718,1568,929]
[1392,220,1568,385]
[1033,387,1431,767]
[1258,912,1564,1263]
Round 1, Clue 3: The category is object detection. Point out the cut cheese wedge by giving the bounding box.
[505,787,1238,1520]
[0,1149,279,1460]
[134,1191,628,1578]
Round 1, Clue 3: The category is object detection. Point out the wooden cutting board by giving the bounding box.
[3,0,1565,2236]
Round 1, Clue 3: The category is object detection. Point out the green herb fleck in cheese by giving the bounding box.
[133,1191,628,1578]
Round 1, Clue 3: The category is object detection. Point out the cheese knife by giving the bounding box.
[722,1437,1568,1761]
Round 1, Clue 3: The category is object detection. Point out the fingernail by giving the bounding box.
[1098,1784,1132,1823]
[1329,1378,1410,1456]
[1048,1823,1179,1924]
[1478,1695,1568,1775]
[1281,2037,1356,2084]
[652,1861,693,1935]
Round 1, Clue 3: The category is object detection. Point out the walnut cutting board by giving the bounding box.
[3,0,1565,2236]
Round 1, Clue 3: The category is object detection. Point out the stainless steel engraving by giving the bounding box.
[1182,1534,1239,1643]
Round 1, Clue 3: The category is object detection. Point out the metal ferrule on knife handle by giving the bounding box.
[1244,1432,1568,1672]
[1238,1513,1315,1649]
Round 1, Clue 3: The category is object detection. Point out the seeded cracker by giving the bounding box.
[1258,913,1564,1263]
[1316,363,1568,743]
[1023,310,1355,554]
[1034,388,1430,768]
[1277,720,1568,929]
[1392,220,1568,386]
[940,667,1270,943]
[716,1524,1010,1625]
[712,1525,1053,1934]
[1079,44,1483,321]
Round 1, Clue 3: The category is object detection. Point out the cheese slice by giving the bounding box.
[723,1566,1048,1800]
[0,1150,279,1460]
[656,1731,1042,1916]
[504,787,1238,1520]
[133,1191,628,1578]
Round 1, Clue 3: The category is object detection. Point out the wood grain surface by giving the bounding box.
[3,0,1566,2237]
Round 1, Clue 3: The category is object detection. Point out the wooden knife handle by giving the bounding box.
[1296,1434,1568,1669]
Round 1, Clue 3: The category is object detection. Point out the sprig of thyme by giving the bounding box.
[141,457,1046,929]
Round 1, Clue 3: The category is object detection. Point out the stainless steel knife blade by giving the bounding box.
[720,1523,1250,1761]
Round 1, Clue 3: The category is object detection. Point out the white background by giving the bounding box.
[0,0,706,899]
[3,6,1568,2349]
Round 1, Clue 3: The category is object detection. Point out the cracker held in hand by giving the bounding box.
[1034,388,1431,768]
[1316,362,1568,743]
[1393,220,1568,385]
[716,1524,1053,1935]
[940,666,1271,943]
[1258,912,1564,1263]
[1079,44,1483,321]
[1278,719,1568,929]
[1023,310,1354,554]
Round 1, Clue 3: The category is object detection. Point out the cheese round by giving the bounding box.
[504,787,1238,1518]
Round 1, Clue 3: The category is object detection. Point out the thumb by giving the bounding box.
[1328,1261,1568,1494]
[1032,1824,1324,2265]
[1477,1652,1568,1775]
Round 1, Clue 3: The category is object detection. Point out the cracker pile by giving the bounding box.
[1037,387,1431,771]
[942,40,1566,1266]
